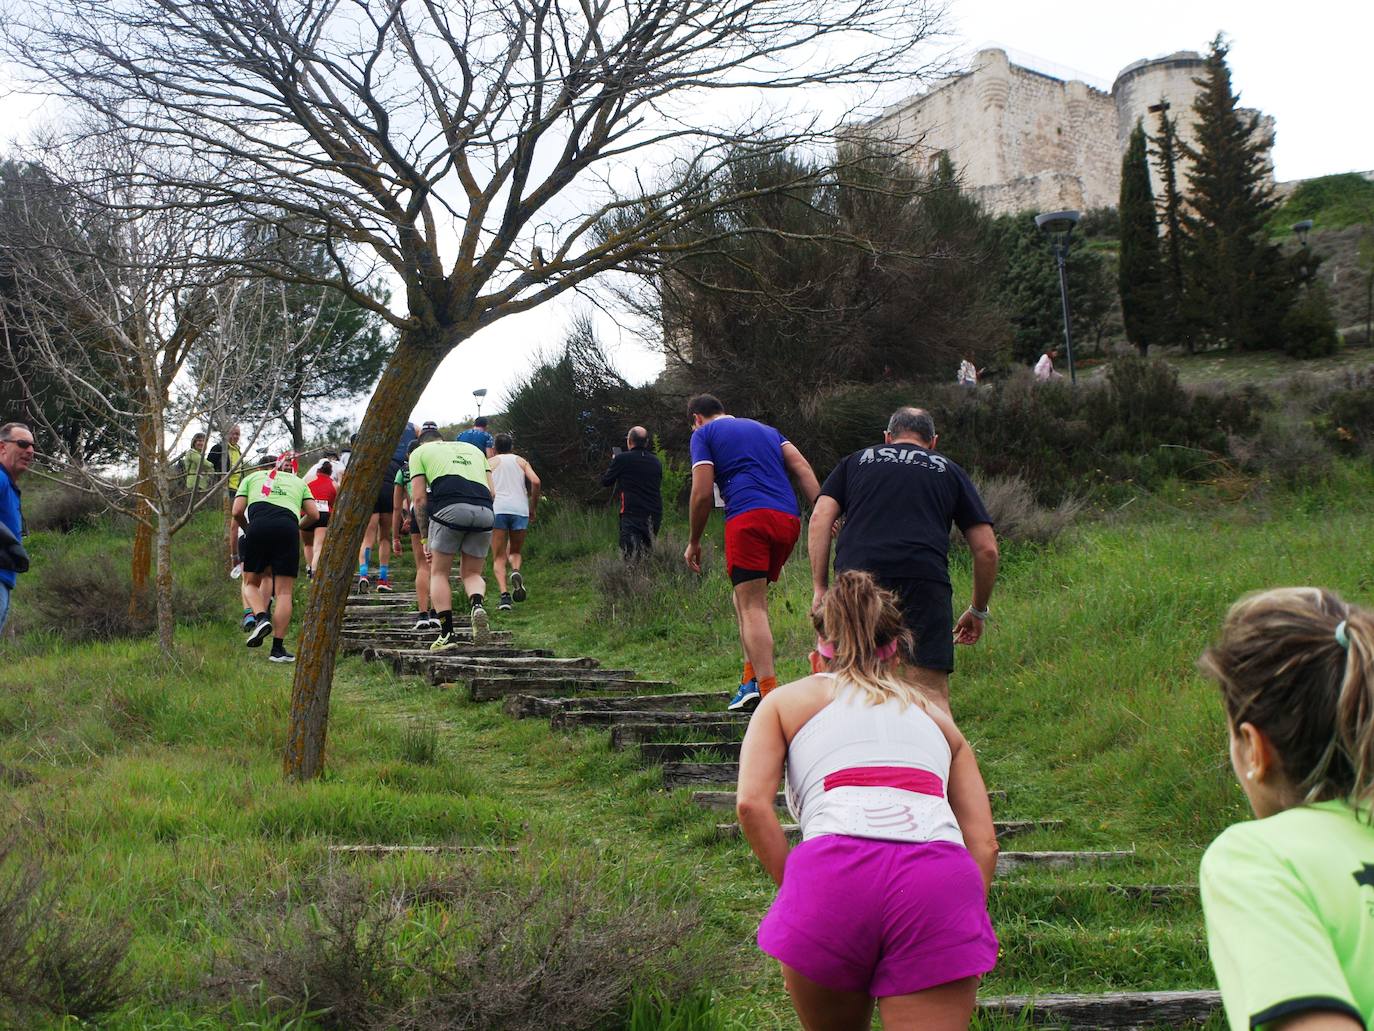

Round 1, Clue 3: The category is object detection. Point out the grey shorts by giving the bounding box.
[428,503,493,558]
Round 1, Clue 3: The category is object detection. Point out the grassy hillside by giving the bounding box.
[4,466,1374,1027]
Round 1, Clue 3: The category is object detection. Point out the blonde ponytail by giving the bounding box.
[819,571,921,709]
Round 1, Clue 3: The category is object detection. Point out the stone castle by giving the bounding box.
[862,47,1274,215]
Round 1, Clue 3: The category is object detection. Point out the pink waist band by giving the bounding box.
[822,765,945,798]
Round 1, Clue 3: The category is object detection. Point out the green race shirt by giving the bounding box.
[236,469,312,519]
[395,464,413,500]
[409,440,491,509]
[1201,799,1374,1031]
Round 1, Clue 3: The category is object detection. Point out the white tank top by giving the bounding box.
[490,454,529,516]
[784,677,964,847]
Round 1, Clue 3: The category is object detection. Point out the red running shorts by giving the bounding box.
[724,508,800,584]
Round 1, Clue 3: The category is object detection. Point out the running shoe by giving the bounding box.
[357,575,370,594]
[246,617,272,648]
[510,570,527,603]
[470,600,489,641]
[426,616,442,630]
[376,578,393,593]
[240,611,257,633]
[229,562,243,580]
[430,633,459,652]
[498,592,513,612]
[727,679,761,712]
[305,567,313,580]
[269,649,295,663]
[411,616,431,632]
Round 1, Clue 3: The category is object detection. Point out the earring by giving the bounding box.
[1245,771,1256,781]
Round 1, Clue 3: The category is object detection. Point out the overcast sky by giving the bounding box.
[4,0,1369,436]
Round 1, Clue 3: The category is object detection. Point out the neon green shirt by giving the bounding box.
[409,440,491,509]
[1201,800,1374,1031]
[395,464,414,500]
[236,469,311,518]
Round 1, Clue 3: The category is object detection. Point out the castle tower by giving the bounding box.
[1111,52,1208,198]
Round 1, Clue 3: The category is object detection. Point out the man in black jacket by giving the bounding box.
[600,426,662,558]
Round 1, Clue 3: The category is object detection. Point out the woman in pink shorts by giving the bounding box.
[737,569,1000,1029]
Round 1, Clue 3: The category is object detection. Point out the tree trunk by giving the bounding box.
[285,334,444,780]
[292,394,304,451]
[129,416,156,623]
[153,503,175,655]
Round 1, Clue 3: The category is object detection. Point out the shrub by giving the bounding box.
[24,548,222,642]
[1282,281,1341,358]
[21,481,107,533]
[1313,375,1374,455]
[593,528,709,621]
[215,862,710,1031]
[967,475,1082,548]
[0,829,131,1025]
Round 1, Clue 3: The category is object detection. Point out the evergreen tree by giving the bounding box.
[1118,121,1165,355]
[1182,35,1295,350]
[1150,104,1191,351]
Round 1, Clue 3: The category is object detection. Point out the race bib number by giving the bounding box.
[316,500,329,512]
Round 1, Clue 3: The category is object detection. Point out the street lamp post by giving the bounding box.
[472,387,488,417]
[1291,220,1315,289]
[1035,209,1081,385]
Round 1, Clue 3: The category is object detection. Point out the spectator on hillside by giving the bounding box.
[601,426,663,559]
[0,421,35,634]
[736,570,999,1029]
[1197,587,1374,1031]
[808,407,998,715]
[957,358,979,389]
[181,432,211,492]
[457,417,495,457]
[207,425,242,491]
[1034,348,1062,382]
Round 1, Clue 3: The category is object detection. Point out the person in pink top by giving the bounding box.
[737,570,1000,1030]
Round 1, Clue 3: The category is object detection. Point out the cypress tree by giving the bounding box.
[1182,35,1294,350]
[1150,104,1191,351]
[1118,121,1164,355]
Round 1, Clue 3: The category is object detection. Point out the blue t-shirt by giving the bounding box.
[689,416,798,520]
[0,466,21,590]
[456,428,493,452]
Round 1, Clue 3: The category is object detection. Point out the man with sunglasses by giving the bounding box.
[0,422,36,633]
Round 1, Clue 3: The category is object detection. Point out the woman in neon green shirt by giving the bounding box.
[1198,588,1374,1031]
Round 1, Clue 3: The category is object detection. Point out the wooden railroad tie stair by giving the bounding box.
[341,594,1218,1028]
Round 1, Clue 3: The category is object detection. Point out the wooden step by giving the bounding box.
[713,820,1061,843]
[343,639,549,659]
[689,788,1010,809]
[504,691,722,719]
[552,708,747,731]
[464,678,675,702]
[611,721,746,748]
[639,740,742,764]
[996,850,1134,875]
[662,762,740,788]
[431,665,637,687]
[977,989,1220,1029]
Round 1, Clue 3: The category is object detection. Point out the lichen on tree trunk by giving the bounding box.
[284,334,447,780]
[129,418,156,623]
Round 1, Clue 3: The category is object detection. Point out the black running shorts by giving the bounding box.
[242,507,301,577]
[373,485,394,515]
[877,576,955,674]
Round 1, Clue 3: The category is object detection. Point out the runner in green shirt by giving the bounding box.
[1198,587,1374,1031]
[232,452,319,663]
[409,428,494,648]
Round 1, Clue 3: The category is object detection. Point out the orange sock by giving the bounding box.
[742,661,756,684]
[758,675,778,696]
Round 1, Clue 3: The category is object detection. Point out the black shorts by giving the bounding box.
[315,511,330,529]
[242,508,301,577]
[878,576,955,674]
[372,487,394,516]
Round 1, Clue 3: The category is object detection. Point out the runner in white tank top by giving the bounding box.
[487,434,541,611]
[736,570,999,1029]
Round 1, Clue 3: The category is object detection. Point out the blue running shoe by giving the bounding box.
[727,679,761,712]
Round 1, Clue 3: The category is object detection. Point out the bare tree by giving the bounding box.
[5,0,950,778]
[0,130,329,653]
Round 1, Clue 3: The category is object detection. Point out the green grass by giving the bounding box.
[6,467,1374,1026]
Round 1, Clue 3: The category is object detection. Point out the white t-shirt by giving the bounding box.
[1034,353,1056,381]
[491,454,530,517]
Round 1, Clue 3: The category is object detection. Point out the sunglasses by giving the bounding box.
[1,439,34,450]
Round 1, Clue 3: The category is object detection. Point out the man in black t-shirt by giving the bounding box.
[808,407,999,713]
[600,426,663,559]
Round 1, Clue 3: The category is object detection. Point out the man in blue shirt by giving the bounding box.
[0,422,36,633]
[685,394,820,711]
[457,417,495,457]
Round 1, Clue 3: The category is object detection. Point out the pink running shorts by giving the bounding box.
[757,834,998,997]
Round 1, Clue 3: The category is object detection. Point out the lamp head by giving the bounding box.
[1035,210,1081,237]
